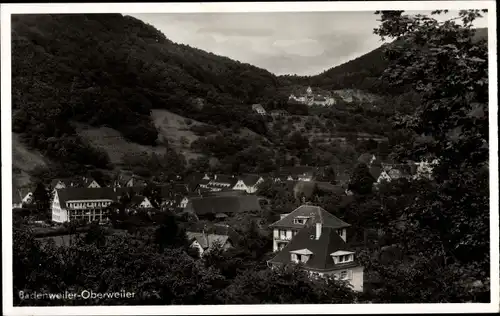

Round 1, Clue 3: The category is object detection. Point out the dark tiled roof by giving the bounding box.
[186,222,241,244]
[239,174,263,187]
[269,205,350,229]
[56,187,118,206]
[369,165,383,180]
[268,225,359,271]
[130,195,147,206]
[188,195,261,216]
[208,175,238,187]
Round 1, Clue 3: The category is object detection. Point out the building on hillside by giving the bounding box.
[269,109,289,118]
[269,204,350,252]
[185,195,262,220]
[413,159,439,180]
[267,220,364,292]
[252,104,267,116]
[232,174,265,194]
[205,174,238,192]
[289,86,335,107]
[278,166,318,182]
[376,163,416,184]
[50,176,101,190]
[186,223,241,257]
[51,187,118,223]
[113,174,147,188]
[127,195,154,211]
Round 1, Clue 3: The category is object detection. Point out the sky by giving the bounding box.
[130,11,489,76]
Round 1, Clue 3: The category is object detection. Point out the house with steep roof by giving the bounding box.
[50,176,101,191]
[267,220,363,292]
[185,195,262,220]
[269,204,350,252]
[51,187,118,223]
[232,174,265,194]
[251,104,267,116]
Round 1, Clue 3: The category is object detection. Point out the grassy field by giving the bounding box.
[12,133,49,186]
[75,109,209,167]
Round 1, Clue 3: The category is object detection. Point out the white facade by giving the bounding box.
[232,177,264,194]
[137,197,153,208]
[51,191,114,223]
[87,180,101,188]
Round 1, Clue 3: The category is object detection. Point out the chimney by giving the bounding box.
[315,222,322,240]
[214,174,217,180]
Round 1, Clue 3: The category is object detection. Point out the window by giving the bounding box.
[293,218,306,225]
[339,270,348,280]
[338,254,353,263]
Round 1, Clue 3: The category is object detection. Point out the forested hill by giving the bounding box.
[280,27,488,95]
[12,13,281,167]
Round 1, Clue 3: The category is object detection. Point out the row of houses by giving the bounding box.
[289,86,336,107]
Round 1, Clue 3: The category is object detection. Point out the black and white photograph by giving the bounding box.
[1,1,498,315]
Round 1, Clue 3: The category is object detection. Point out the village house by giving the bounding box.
[12,189,23,209]
[159,184,190,210]
[267,219,364,292]
[269,204,351,252]
[51,187,118,223]
[232,174,265,194]
[50,176,101,191]
[113,174,147,188]
[185,195,262,221]
[251,104,267,116]
[186,223,241,257]
[205,174,239,192]
[289,86,335,107]
[277,166,318,182]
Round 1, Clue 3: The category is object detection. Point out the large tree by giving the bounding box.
[359,10,490,303]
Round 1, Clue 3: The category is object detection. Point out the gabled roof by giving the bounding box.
[12,189,23,204]
[186,222,241,244]
[208,175,238,187]
[56,187,118,206]
[129,195,147,206]
[268,225,358,271]
[239,173,263,187]
[188,195,261,216]
[186,232,230,249]
[269,205,350,229]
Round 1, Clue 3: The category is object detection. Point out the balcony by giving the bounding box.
[274,235,292,241]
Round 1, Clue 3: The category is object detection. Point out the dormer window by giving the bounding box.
[290,249,313,264]
[330,250,355,264]
[293,216,310,225]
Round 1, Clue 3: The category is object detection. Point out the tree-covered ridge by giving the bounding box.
[280,26,488,95]
[11,14,280,168]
